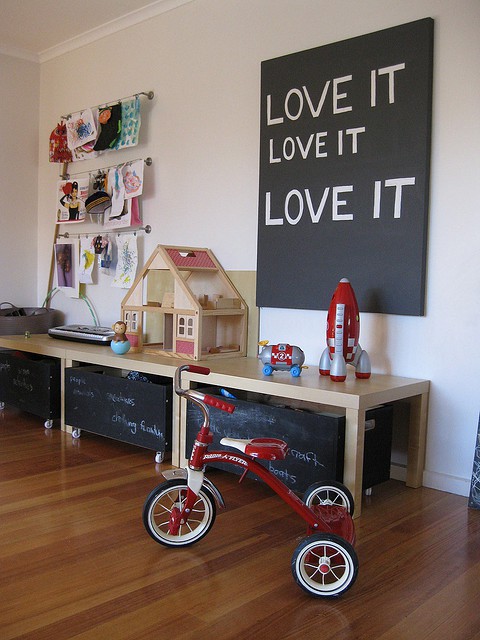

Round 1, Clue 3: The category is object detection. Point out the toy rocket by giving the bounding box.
[319,278,371,382]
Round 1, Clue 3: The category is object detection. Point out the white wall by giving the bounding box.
[0,53,39,305]
[34,0,480,496]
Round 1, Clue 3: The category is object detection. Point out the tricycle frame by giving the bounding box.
[143,364,358,597]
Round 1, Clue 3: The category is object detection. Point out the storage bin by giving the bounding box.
[0,351,61,421]
[65,366,172,455]
[186,387,345,493]
[362,404,394,490]
[187,388,394,494]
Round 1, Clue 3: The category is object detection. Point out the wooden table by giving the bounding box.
[0,333,429,517]
[182,358,429,517]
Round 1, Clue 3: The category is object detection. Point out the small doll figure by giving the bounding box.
[93,235,104,254]
[110,320,131,354]
[112,320,128,342]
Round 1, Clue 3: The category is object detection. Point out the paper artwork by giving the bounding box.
[56,177,89,224]
[123,160,144,198]
[109,167,125,217]
[79,236,95,284]
[112,234,138,289]
[114,96,141,150]
[66,108,98,150]
[104,197,142,231]
[49,121,72,163]
[54,239,80,297]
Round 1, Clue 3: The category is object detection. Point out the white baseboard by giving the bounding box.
[422,470,471,497]
[390,464,470,498]
[390,463,406,482]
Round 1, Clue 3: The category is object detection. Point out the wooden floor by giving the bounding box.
[1,408,480,640]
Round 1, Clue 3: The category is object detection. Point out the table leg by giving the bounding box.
[344,408,366,518]
[406,392,429,488]
[60,357,70,431]
[62,358,75,436]
[171,391,182,467]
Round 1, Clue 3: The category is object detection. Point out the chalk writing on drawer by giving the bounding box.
[72,387,94,398]
[268,461,297,486]
[106,392,135,406]
[289,449,325,468]
[12,367,34,392]
[112,411,164,441]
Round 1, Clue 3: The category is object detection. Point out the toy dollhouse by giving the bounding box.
[121,245,248,360]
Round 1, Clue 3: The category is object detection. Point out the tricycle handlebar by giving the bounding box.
[184,364,211,375]
[203,394,235,413]
[174,364,236,414]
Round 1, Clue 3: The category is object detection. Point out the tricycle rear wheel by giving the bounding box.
[303,480,355,515]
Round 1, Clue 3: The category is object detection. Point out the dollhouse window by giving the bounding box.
[124,310,138,332]
[178,317,185,337]
[130,311,138,331]
[177,315,194,339]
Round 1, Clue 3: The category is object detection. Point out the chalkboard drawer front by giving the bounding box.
[65,367,172,452]
[0,351,60,419]
[362,405,394,490]
[186,388,345,494]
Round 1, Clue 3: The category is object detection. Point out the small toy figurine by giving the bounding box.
[259,340,305,377]
[112,320,128,342]
[110,321,130,354]
[319,278,371,382]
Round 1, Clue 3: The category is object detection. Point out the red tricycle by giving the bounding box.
[143,364,359,597]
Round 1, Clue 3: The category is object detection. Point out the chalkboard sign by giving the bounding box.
[65,367,172,453]
[186,387,345,493]
[257,18,434,315]
[468,414,480,510]
[0,351,60,420]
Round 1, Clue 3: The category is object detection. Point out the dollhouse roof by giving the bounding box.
[121,244,247,311]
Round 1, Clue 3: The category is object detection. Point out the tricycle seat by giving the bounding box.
[220,436,288,461]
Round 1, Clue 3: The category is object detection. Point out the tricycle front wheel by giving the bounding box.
[292,533,358,597]
[143,479,216,547]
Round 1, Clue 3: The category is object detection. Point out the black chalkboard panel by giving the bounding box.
[186,387,345,494]
[257,18,434,315]
[0,350,60,420]
[65,367,172,453]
